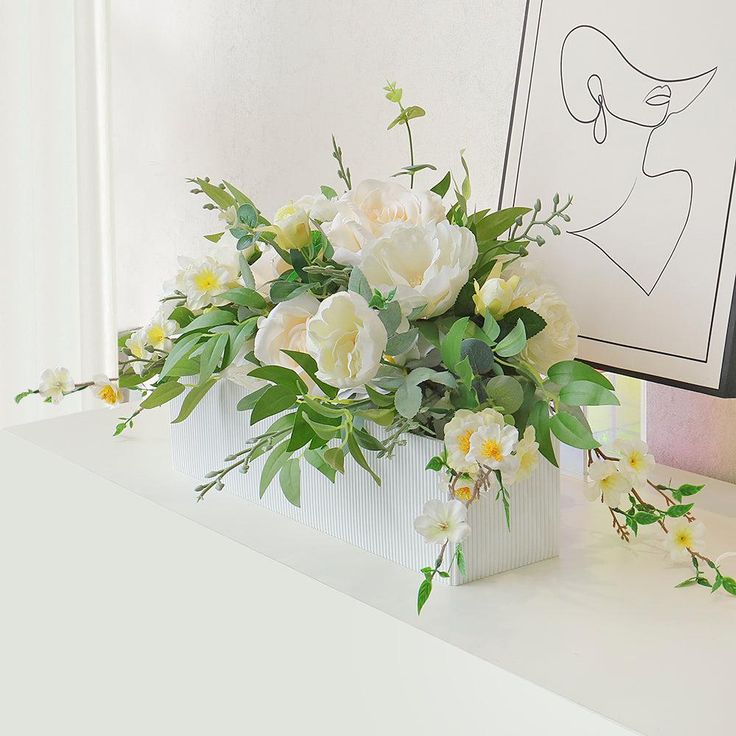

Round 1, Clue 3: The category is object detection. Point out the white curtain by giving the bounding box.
[0,0,116,428]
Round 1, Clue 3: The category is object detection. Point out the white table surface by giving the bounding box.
[1,407,734,736]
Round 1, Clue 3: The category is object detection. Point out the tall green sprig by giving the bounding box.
[384,81,430,188]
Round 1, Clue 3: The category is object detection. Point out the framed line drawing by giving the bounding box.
[501,0,736,395]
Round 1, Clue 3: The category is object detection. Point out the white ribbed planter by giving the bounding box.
[170,380,560,585]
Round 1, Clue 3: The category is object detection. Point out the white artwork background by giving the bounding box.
[505,0,736,390]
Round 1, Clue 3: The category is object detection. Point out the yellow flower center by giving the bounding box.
[674,529,693,549]
[480,439,503,462]
[627,452,645,472]
[146,325,165,346]
[194,269,218,292]
[458,430,473,455]
[454,485,473,502]
[98,385,118,405]
[600,474,617,490]
[408,272,424,288]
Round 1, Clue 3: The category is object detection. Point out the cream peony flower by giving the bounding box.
[665,519,706,563]
[467,422,519,473]
[293,193,340,222]
[443,408,507,474]
[585,460,631,507]
[522,288,578,375]
[323,179,446,265]
[615,439,655,490]
[359,221,478,318]
[254,293,320,386]
[507,426,540,484]
[305,291,387,389]
[143,311,178,352]
[251,245,291,296]
[414,499,470,544]
[38,367,75,404]
[125,329,152,374]
[91,375,123,406]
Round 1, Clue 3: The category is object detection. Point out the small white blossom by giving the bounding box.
[585,460,631,507]
[124,329,151,374]
[91,375,123,407]
[506,426,540,484]
[664,519,706,563]
[414,499,470,544]
[467,422,519,473]
[443,408,507,474]
[143,311,178,352]
[38,367,75,404]
[615,439,655,490]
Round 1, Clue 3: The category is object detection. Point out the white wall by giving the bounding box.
[109,0,525,327]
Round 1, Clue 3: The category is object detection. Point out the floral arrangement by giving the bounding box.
[18,83,736,611]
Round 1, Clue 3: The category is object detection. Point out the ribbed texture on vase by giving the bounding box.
[169,380,560,585]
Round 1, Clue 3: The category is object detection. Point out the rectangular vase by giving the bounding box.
[170,380,560,585]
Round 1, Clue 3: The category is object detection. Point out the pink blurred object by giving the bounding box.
[646,382,736,483]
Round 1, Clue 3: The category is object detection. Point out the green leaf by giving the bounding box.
[460,338,495,374]
[237,203,259,228]
[550,411,600,450]
[324,447,345,474]
[279,458,301,507]
[259,440,292,497]
[304,448,337,482]
[286,409,316,452]
[676,483,705,497]
[196,178,235,209]
[199,333,229,384]
[417,578,432,614]
[219,287,267,310]
[721,576,736,596]
[498,306,546,341]
[140,381,186,409]
[486,375,524,413]
[348,267,373,302]
[386,328,419,356]
[180,309,235,335]
[250,385,298,424]
[378,301,403,334]
[354,427,386,452]
[559,380,619,407]
[270,280,312,304]
[222,180,253,207]
[665,503,694,518]
[425,456,444,471]
[248,365,307,394]
[320,185,338,200]
[430,171,451,197]
[168,306,195,328]
[159,332,202,379]
[388,105,426,130]
[392,163,437,178]
[495,319,527,358]
[482,311,501,343]
[171,378,218,423]
[281,349,339,398]
[118,373,146,389]
[455,544,466,577]
[474,207,530,241]
[347,433,381,485]
[675,577,697,588]
[440,317,470,372]
[203,232,224,243]
[633,511,660,525]
[547,361,614,391]
[395,381,422,419]
[236,385,270,411]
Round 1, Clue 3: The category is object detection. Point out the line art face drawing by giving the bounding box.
[560,25,717,295]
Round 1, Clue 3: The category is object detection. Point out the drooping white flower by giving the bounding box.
[664,519,706,563]
[615,439,655,490]
[414,499,470,544]
[91,375,123,407]
[222,341,267,392]
[467,422,520,473]
[143,311,178,352]
[359,221,478,318]
[218,205,241,232]
[125,329,152,374]
[585,460,631,507]
[251,245,290,296]
[443,408,507,474]
[305,291,387,389]
[38,367,75,404]
[506,426,540,484]
[323,179,446,265]
[254,293,320,386]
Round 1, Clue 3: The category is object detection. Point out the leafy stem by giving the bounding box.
[331,135,352,191]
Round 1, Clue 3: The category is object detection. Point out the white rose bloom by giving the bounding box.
[254,293,320,386]
[251,245,290,296]
[91,375,123,407]
[222,341,267,392]
[38,367,75,404]
[305,291,387,389]
[414,499,470,545]
[665,519,706,563]
[506,426,540,484]
[323,179,445,265]
[615,439,655,490]
[467,422,519,474]
[443,408,507,474]
[359,221,478,318]
[585,460,630,507]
